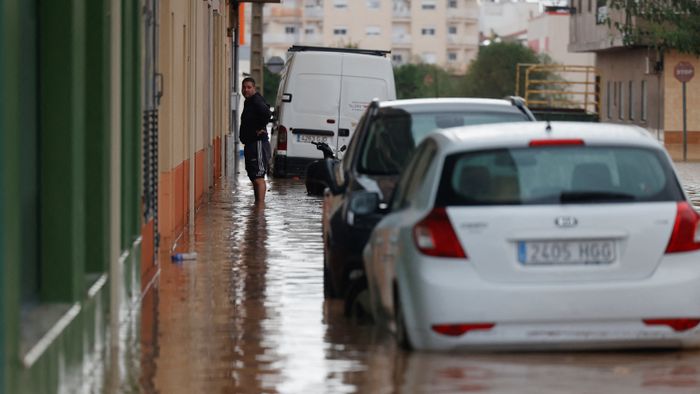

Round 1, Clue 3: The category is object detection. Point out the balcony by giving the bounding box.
[264,6,303,22]
[392,34,412,48]
[265,33,300,45]
[393,2,411,20]
[447,35,478,49]
[303,5,323,20]
[446,8,478,23]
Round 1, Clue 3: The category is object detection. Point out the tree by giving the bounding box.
[607,0,700,56]
[461,42,539,98]
[393,63,462,99]
[263,66,281,104]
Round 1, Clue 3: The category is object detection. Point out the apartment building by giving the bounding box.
[479,0,539,44]
[569,0,700,160]
[259,0,480,74]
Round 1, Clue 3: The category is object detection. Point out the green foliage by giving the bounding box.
[393,63,463,99]
[461,42,539,98]
[607,0,700,55]
[263,66,281,103]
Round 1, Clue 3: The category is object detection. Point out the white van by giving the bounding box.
[270,46,396,178]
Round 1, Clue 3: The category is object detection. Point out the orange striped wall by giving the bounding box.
[156,140,223,252]
[141,219,157,290]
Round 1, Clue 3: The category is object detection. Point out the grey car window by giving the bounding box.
[392,140,437,210]
[435,146,683,206]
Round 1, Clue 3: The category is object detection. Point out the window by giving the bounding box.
[448,52,457,61]
[333,27,347,35]
[596,0,607,24]
[366,0,380,9]
[285,26,297,34]
[606,81,612,119]
[628,80,634,120]
[448,0,458,8]
[422,52,436,63]
[618,81,624,120]
[392,54,403,63]
[334,0,347,8]
[421,1,436,10]
[366,26,381,36]
[435,147,682,206]
[448,26,457,35]
[641,80,648,121]
[421,27,436,36]
[305,27,315,35]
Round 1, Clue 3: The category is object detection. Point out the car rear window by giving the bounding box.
[435,146,684,206]
[359,109,530,175]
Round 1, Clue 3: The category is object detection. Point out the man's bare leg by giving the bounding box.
[254,178,266,202]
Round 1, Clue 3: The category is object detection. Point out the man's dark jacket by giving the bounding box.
[240,92,271,144]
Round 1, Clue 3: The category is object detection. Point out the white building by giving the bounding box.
[254,0,480,75]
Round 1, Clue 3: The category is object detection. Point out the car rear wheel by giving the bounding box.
[394,285,413,351]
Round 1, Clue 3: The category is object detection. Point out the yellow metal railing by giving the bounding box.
[515,63,600,117]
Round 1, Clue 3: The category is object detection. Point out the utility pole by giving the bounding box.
[250,3,264,92]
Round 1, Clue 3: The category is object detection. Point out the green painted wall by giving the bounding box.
[121,0,142,251]
[39,0,87,302]
[1,2,23,393]
[1,0,145,392]
[85,0,111,274]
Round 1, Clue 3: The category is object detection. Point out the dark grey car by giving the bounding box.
[320,97,536,312]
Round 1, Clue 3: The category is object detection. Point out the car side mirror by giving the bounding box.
[320,159,347,195]
[348,191,381,216]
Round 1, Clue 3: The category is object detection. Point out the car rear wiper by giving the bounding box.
[559,191,636,203]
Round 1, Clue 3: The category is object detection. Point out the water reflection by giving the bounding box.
[136,158,700,394]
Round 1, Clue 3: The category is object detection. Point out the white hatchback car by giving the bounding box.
[362,121,700,351]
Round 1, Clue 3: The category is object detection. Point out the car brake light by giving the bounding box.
[664,202,700,253]
[413,207,467,258]
[643,318,700,332]
[432,323,495,336]
[278,125,287,150]
[529,139,584,146]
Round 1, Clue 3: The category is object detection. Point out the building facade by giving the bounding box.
[569,0,700,160]
[1,1,233,392]
[259,0,480,74]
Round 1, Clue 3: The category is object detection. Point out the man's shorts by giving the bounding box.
[244,139,271,181]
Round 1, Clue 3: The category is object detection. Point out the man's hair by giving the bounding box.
[242,77,256,86]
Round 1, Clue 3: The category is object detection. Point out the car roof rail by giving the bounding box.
[505,95,526,108]
[287,45,391,57]
[504,95,536,120]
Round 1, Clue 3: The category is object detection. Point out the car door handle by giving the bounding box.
[338,128,350,137]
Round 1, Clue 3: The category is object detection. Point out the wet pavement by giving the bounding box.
[134,158,700,394]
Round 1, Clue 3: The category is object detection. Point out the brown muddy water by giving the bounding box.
[129,159,700,394]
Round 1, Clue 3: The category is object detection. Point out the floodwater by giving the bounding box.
[134,159,700,394]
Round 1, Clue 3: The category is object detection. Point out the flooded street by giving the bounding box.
[137,158,700,394]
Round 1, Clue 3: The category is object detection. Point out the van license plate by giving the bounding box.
[518,240,616,265]
[298,134,328,144]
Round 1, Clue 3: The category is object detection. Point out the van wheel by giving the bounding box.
[394,286,413,351]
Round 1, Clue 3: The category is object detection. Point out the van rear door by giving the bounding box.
[338,55,396,155]
[286,53,341,161]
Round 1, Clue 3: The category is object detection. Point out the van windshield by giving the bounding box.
[359,108,530,175]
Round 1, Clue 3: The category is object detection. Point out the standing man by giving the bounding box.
[240,77,272,203]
